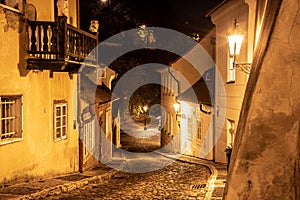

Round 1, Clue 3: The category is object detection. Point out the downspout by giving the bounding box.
[77,70,83,173]
[211,36,216,162]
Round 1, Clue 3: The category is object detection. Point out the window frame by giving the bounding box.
[0,95,23,145]
[227,55,236,83]
[54,101,68,142]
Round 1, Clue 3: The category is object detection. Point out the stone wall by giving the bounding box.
[224,0,300,199]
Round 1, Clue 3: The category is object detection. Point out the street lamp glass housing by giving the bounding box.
[227,34,243,56]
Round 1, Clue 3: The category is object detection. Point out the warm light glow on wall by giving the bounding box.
[173,102,180,113]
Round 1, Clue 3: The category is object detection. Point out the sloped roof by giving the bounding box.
[80,74,112,105]
[177,78,211,104]
[177,67,215,105]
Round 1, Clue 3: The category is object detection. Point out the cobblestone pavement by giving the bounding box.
[44,159,211,200]
[0,119,226,199]
[41,124,213,199]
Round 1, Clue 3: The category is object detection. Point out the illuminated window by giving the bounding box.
[84,119,95,156]
[54,102,67,141]
[227,56,236,83]
[0,95,23,143]
[187,116,193,140]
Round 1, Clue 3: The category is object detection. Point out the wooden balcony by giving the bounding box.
[26,16,98,72]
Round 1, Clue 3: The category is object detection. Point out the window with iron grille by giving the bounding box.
[0,95,23,143]
[54,102,67,141]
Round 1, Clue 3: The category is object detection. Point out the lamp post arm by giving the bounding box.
[234,62,252,74]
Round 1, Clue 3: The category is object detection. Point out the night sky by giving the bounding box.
[124,0,223,36]
[79,0,223,66]
[80,0,223,39]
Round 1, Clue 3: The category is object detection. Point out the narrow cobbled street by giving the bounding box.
[46,160,210,199]
[0,120,226,200]
[44,121,212,199]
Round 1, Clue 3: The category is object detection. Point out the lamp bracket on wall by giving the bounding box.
[234,62,252,74]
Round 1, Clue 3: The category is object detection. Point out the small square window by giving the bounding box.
[54,102,67,141]
[0,95,23,144]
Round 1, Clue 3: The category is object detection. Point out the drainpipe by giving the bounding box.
[211,36,216,162]
[77,70,83,173]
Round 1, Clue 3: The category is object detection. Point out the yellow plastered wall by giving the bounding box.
[0,3,79,184]
[28,0,78,26]
[210,0,250,163]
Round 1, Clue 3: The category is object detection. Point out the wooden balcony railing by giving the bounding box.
[26,16,98,71]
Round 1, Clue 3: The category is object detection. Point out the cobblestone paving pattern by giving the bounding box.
[44,159,211,200]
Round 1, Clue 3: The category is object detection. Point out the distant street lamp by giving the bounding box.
[100,0,110,5]
[173,102,181,126]
[143,105,148,130]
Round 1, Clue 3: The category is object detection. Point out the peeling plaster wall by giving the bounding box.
[0,5,79,184]
[224,0,300,199]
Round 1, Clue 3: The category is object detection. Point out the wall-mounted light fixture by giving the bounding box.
[227,19,252,74]
[173,102,181,126]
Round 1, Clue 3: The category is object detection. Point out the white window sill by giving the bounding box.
[54,136,67,142]
[0,138,23,146]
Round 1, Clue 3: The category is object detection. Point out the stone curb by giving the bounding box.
[177,155,219,200]
[18,162,125,200]
[156,153,221,200]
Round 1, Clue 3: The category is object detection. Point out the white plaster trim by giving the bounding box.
[0,137,23,146]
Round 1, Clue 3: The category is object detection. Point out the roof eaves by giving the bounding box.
[205,0,229,17]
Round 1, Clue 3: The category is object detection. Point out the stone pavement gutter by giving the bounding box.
[158,153,227,200]
[0,154,226,200]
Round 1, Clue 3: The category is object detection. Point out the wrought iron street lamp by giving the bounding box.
[227,19,252,74]
[143,105,148,130]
